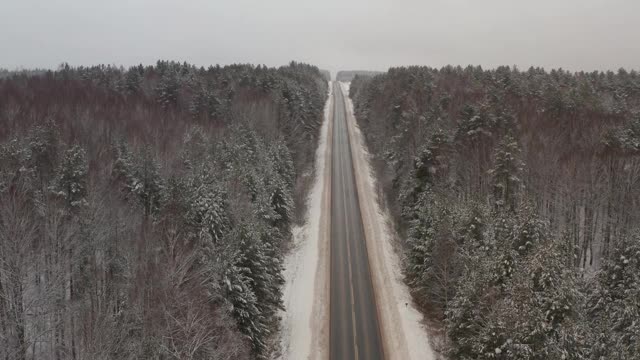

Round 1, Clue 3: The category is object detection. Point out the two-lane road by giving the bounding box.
[330,82,384,360]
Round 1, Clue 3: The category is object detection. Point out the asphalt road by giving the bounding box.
[330,83,384,360]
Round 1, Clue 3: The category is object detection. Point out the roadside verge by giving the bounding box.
[279,82,333,360]
[339,82,436,360]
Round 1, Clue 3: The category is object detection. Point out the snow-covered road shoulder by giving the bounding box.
[339,82,436,360]
[278,82,333,360]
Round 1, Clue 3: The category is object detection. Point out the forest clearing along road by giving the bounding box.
[280,82,435,360]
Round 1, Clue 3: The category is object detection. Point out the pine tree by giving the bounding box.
[123,66,143,95]
[455,104,494,143]
[400,147,435,220]
[400,131,449,221]
[489,135,524,212]
[511,206,547,256]
[189,87,223,120]
[269,140,295,190]
[156,70,180,110]
[588,239,640,359]
[456,204,486,249]
[133,147,164,216]
[223,250,264,355]
[405,192,437,299]
[53,144,89,209]
[447,232,586,360]
[112,139,135,189]
[27,120,61,182]
[225,222,284,358]
[445,251,494,359]
[112,142,164,216]
[186,180,230,244]
[269,179,293,232]
[181,126,209,170]
[0,138,27,193]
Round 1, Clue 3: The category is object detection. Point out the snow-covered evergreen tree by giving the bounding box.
[156,70,180,110]
[446,250,495,359]
[225,222,284,358]
[588,238,640,359]
[269,140,295,190]
[186,179,230,244]
[456,204,486,250]
[112,139,135,188]
[180,125,209,170]
[447,230,588,360]
[489,135,524,212]
[112,142,164,216]
[189,86,223,120]
[133,147,164,216]
[405,193,437,300]
[223,248,264,355]
[123,66,143,95]
[0,138,28,193]
[53,144,89,209]
[27,120,61,182]
[511,206,547,256]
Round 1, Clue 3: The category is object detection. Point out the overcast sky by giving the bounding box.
[1,0,639,74]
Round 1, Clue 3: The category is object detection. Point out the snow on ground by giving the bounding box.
[340,82,436,360]
[278,82,333,360]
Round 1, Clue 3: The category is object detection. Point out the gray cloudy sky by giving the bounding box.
[1,0,639,74]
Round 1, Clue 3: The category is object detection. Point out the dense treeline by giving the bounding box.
[350,66,640,359]
[0,61,327,359]
[335,70,383,82]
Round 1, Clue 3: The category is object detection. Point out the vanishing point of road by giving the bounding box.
[330,82,384,360]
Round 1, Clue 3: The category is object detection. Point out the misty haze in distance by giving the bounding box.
[1,0,639,73]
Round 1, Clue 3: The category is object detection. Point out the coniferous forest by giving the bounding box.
[0,61,327,359]
[350,66,640,359]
